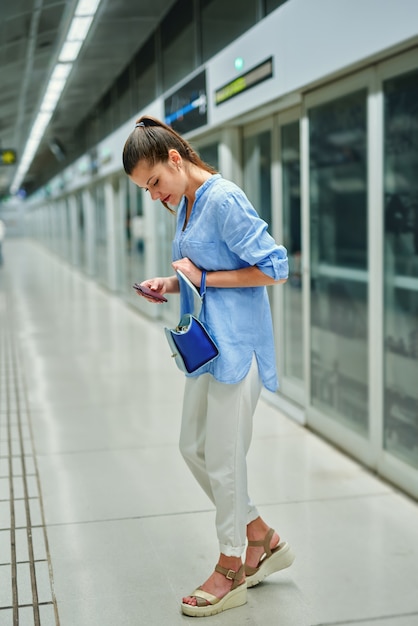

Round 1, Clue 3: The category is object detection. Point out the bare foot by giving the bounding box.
[246,517,280,570]
[182,555,244,607]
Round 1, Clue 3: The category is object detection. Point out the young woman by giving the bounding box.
[123,115,295,617]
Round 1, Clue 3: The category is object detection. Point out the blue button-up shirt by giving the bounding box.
[172,174,288,391]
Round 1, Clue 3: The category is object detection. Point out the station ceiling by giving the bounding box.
[0,0,176,199]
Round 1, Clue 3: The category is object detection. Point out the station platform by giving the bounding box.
[1,239,418,626]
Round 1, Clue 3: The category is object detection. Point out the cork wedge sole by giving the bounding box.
[246,530,295,588]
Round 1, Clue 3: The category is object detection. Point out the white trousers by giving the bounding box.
[179,356,262,557]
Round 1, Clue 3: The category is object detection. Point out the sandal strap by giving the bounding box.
[214,563,245,591]
[247,528,274,558]
[189,589,219,607]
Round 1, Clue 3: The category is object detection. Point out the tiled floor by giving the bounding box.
[1,239,418,626]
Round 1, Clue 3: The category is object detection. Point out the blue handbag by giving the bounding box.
[164,270,219,374]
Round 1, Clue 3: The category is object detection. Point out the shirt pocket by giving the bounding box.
[179,240,218,268]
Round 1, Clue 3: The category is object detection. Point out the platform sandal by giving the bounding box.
[245,528,295,588]
[181,563,247,617]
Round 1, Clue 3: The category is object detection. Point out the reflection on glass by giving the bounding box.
[77,193,86,271]
[126,187,146,298]
[281,121,303,381]
[243,131,272,229]
[135,37,156,112]
[242,131,274,313]
[64,199,71,261]
[383,70,418,469]
[159,207,177,280]
[198,143,219,171]
[201,0,257,63]
[266,0,289,13]
[94,185,107,285]
[309,90,369,435]
[161,3,194,92]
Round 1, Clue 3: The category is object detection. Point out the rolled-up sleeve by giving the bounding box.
[219,188,289,280]
[256,247,289,280]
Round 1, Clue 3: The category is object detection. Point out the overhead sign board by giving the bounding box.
[1,149,17,165]
[215,57,273,106]
[165,70,207,134]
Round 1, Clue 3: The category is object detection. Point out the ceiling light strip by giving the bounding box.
[10,0,101,194]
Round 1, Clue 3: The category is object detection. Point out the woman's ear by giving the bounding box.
[168,149,182,168]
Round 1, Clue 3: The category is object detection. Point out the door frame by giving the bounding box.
[276,106,305,408]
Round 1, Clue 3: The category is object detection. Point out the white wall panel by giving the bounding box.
[208,0,418,126]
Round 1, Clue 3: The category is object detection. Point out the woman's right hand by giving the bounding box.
[133,281,167,303]
[138,275,180,299]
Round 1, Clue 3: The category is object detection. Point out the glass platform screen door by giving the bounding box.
[242,114,305,410]
[241,122,276,332]
[305,72,373,463]
[379,50,418,499]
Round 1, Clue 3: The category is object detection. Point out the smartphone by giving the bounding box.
[133,283,167,302]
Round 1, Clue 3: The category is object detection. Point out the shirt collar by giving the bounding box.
[194,173,221,203]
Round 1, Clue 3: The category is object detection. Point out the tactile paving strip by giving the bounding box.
[0,288,59,625]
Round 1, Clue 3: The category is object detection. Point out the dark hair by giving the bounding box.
[123,114,217,181]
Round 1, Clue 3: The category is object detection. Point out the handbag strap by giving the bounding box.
[176,269,207,317]
[199,270,207,299]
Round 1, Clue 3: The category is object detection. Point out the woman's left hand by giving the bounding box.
[171,257,202,287]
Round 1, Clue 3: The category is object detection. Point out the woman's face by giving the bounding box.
[129,149,184,208]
